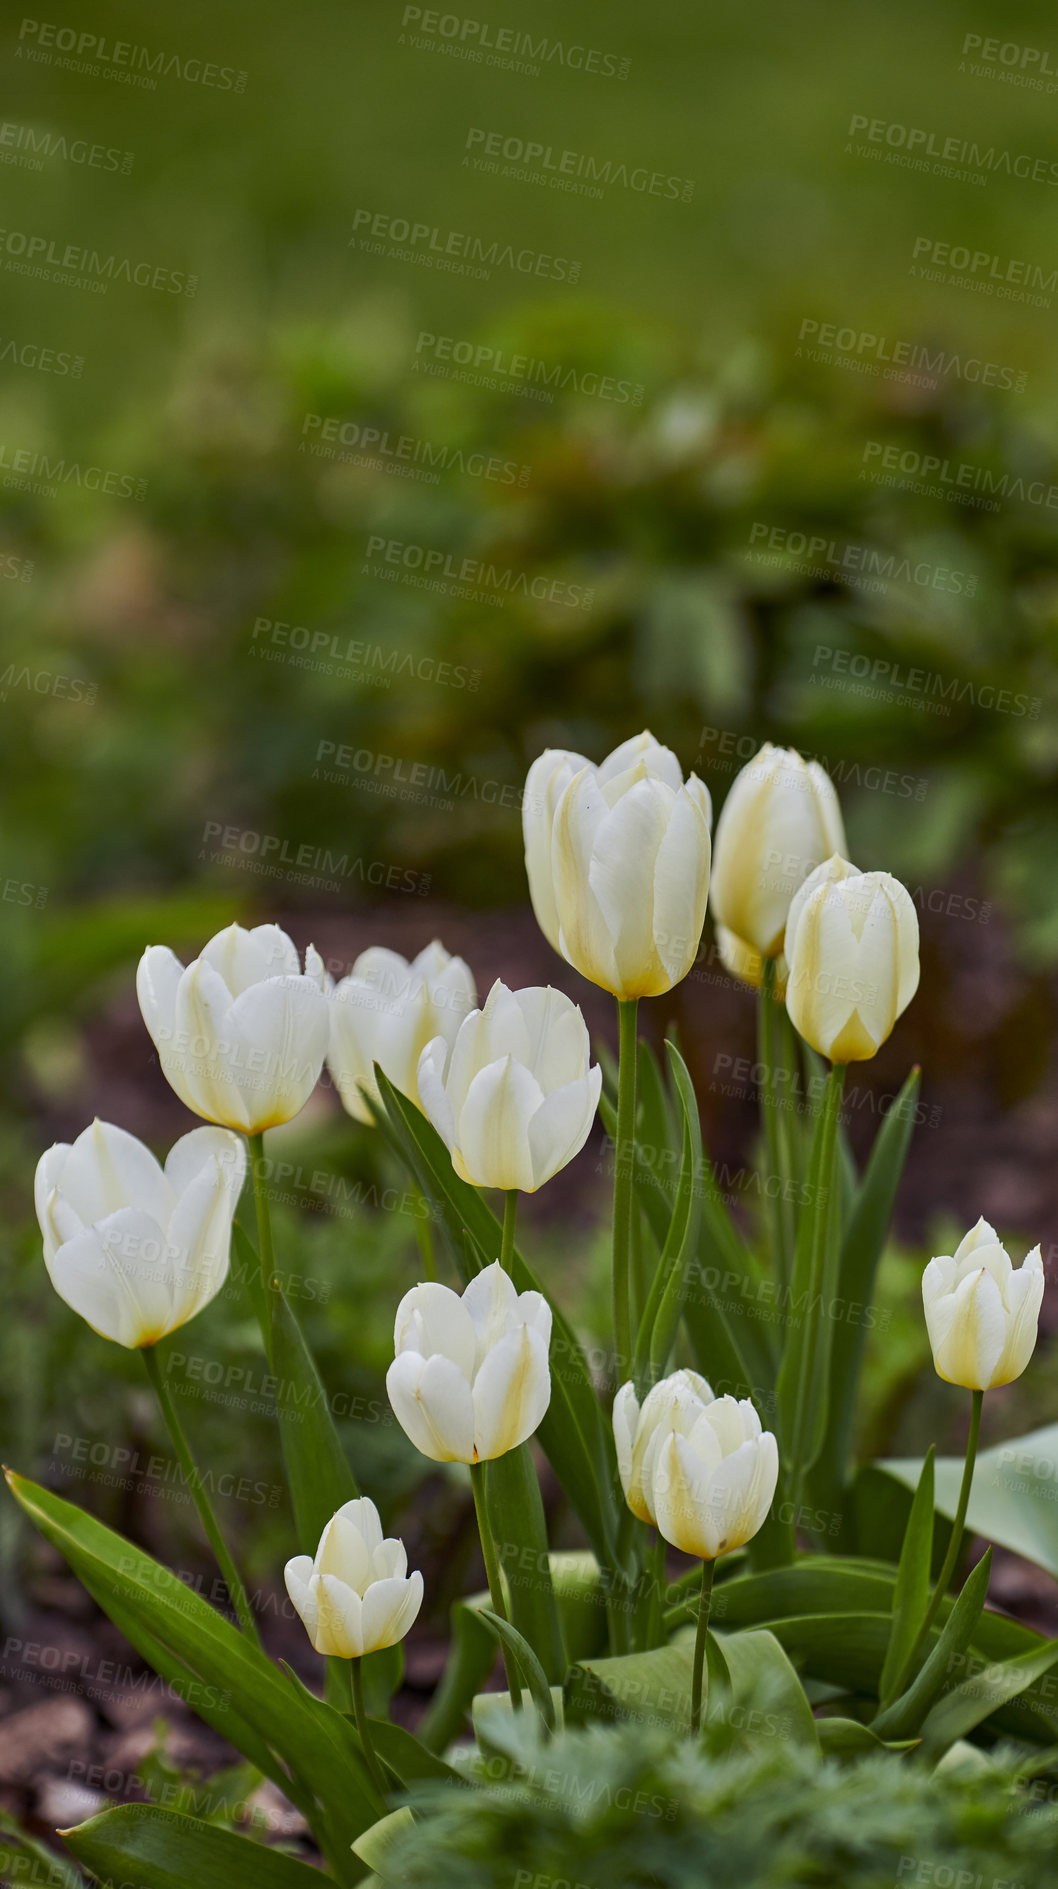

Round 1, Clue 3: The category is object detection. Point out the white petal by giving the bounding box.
[58,1119,170,1226]
[386,1351,476,1463]
[471,1324,551,1460]
[527,1069,601,1190]
[393,1281,477,1377]
[224,975,330,1132]
[453,1057,542,1191]
[315,1574,365,1657]
[137,946,185,1041]
[360,1572,423,1653]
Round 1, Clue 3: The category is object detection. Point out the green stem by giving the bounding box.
[501,1190,518,1272]
[350,1657,389,1797]
[896,1389,984,1692]
[690,1558,716,1736]
[413,1187,436,1281]
[142,1345,261,1649]
[469,1460,523,1708]
[759,959,795,1291]
[248,1130,275,1358]
[612,998,640,1383]
[786,1062,846,1503]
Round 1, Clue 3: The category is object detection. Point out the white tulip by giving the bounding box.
[651,1396,779,1560]
[284,1498,423,1659]
[612,1370,715,1525]
[328,941,476,1124]
[922,1218,1044,1391]
[417,980,601,1193]
[710,743,846,959]
[137,922,329,1133]
[35,1119,246,1348]
[387,1262,551,1464]
[523,731,712,999]
[784,856,920,1063]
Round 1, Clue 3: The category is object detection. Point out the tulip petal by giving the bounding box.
[523,749,590,956]
[651,782,711,986]
[335,1495,384,1554]
[393,1281,478,1377]
[47,1211,175,1347]
[200,922,302,993]
[137,946,185,1041]
[224,974,329,1132]
[552,768,621,992]
[471,1323,551,1459]
[454,1056,542,1191]
[461,1261,521,1356]
[284,1555,317,1641]
[315,1574,364,1657]
[386,1350,476,1463]
[360,1572,423,1654]
[171,958,247,1125]
[588,778,672,993]
[653,1430,719,1559]
[416,1035,458,1150]
[318,1511,373,1592]
[58,1119,171,1227]
[527,1066,601,1189]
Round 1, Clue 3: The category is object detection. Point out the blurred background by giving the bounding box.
[4,0,1058,1853]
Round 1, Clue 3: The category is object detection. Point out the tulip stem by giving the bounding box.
[349,1657,390,1798]
[759,959,795,1290]
[469,1460,523,1709]
[501,1190,518,1272]
[613,998,640,1382]
[141,1345,261,1649]
[248,1131,276,1355]
[413,1188,436,1281]
[895,1388,983,1694]
[689,1557,716,1736]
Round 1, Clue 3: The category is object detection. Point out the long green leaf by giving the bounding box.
[881,1423,1058,1581]
[370,1070,621,1570]
[478,1608,557,1732]
[62,1806,323,1888]
[632,1043,702,1387]
[919,1640,1058,1762]
[416,1592,497,1752]
[879,1445,935,1706]
[775,1066,844,1484]
[486,1446,565,1683]
[872,1549,993,1740]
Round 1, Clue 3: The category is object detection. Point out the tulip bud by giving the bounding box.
[328,941,476,1124]
[137,922,329,1134]
[715,925,787,996]
[417,979,601,1193]
[284,1498,423,1659]
[387,1261,551,1464]
[922,1218,1044,1391]
[710,743,846,959]
[651,1396,779,1560]
[523,731,712,999]
[612,1370,715,1525]
[784,856,919,1063]
[35,1119,246,1348]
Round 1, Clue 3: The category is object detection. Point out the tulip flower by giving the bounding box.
[328,941,476,1124]
[650,1396,779,1562]
[416,980,601,1194]
[35,1118,246,1348]
[612,1369,715,1525]
[784,856,920,1063]
[523,731,712,1000]
[137,922,329,1134]
[386,1262,551,1465]
[285,1498,423,1659]
[922,1218,1044,1391]
[710,743,846,960]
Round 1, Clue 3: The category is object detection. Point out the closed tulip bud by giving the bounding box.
[651,1396,779,1560]
[328,941,476,1124]
[284,1498,423,1659]
[923,1218,1044,1391]
[387,1262,551,1464]
[417,980,601,1193]
[612,1370,715,1525]
[137,922,329,1134]
[784,856,919,1063]
[710,743,846,959]
[716,925,787,996]
[35,1119,246,1348]
[523,731,712,999]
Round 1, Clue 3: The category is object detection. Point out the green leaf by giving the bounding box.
[816,1717,916,1757]
[370,1069,621,1570]
[549,1550,608,1662]
[879,1445,935,1706]
[632,1042,702,1387]
[919,1640,1058,1763]
[362,1717,467,1787]
[487,1446,566,1683]
[881,1424,1058,1581]
[62,1806,325,1887]
[708,1627,819,1753]
[478,1608,557,1732]
[0,1813,84,1889]
[565,1639,696,1733]
[230,1218,268,1339]
[352,1807,416,1881]
[775,1066,845,1486]
[416,1591,498,1752]
[810,1067,921,1522]
[872,1549,993,1741]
